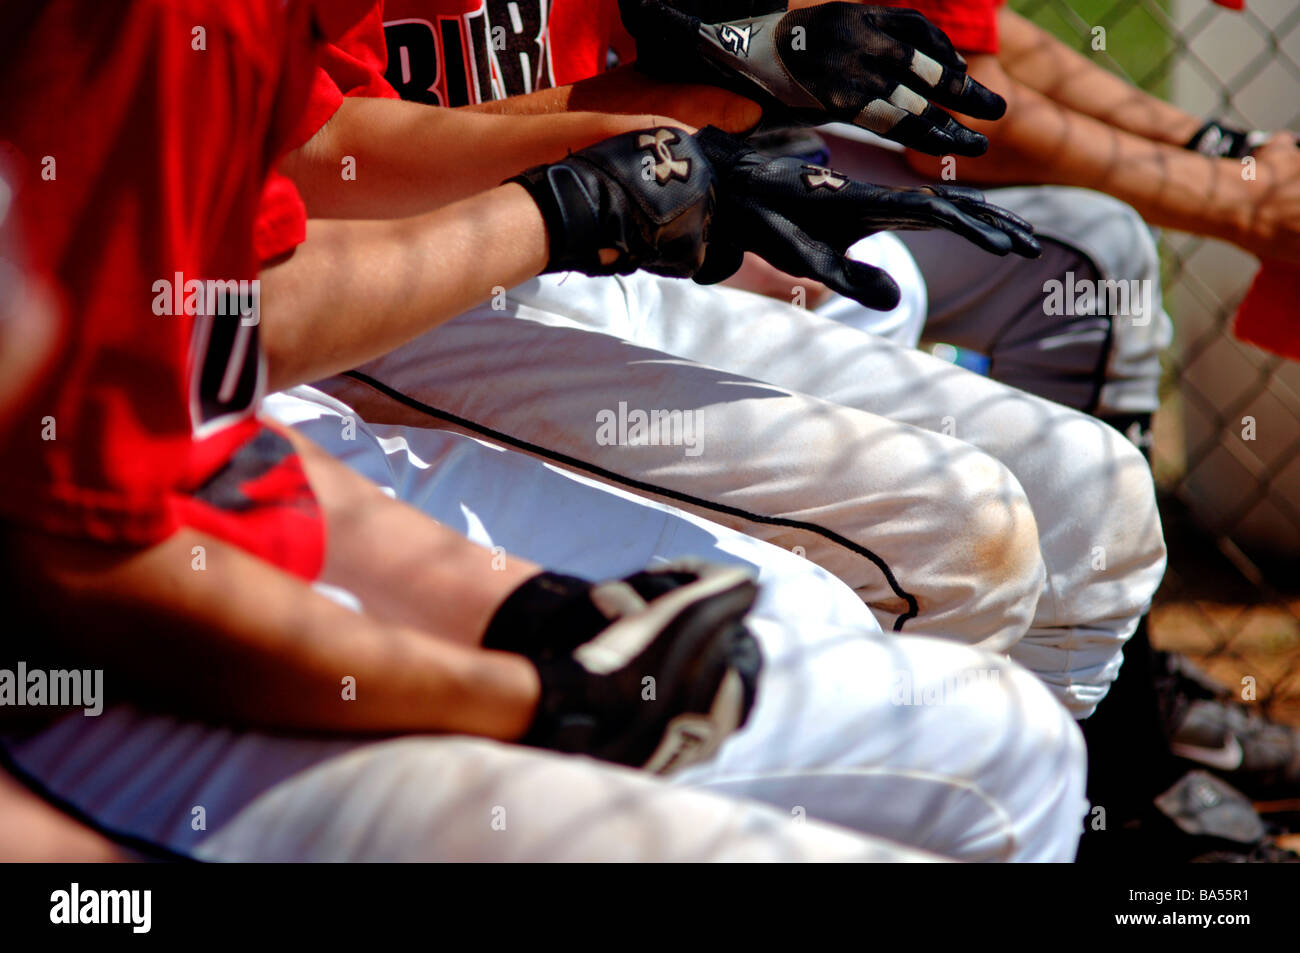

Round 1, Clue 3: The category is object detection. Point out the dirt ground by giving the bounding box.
[1151,494,1300,727]
[1148,494,1300,845]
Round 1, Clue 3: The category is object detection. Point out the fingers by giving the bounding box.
[897,60,1007,121]
[691,239,746,285]
[754,216,904,310]
[961,203,1041,258]
[836,41,990,156]
[930,205,1014,255]
[928,186,1034,233]
[825,256,904,311]
[927,187,1042,258]
[884,191,1016,255]
[864,8,1006,120]
[868,7,968,71]
[855,98,989,157]
[878,186,1040,259]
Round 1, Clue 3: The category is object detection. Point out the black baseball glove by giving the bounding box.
[484,560,763,774]
[508,127,716,278]
[511,125,1039,306]
[620,0,1006,155]
[690,125,1041,309]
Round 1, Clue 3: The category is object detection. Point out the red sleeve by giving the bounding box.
[286,66,347,153]
[283,2,392,153]
[871,0,1004,55]
[1234,261,1300,363]
[256,5,397,266]
[551,0,622,84]
[0,0,319,555]
[254,170,309,264]
[314,0,386,39]
[322,5,401,99]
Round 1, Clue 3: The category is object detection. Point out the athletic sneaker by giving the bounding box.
[1155,771,1300,863]
[1160,655,1300,799]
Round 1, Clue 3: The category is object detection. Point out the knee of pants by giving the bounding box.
[917,453,1046,651]
[998,187,1159,287]
[1048,416,1167,621]
[1072,192,1160,285]
[1100,419,1167,580]
[1012,419,1166,717]
[1074,193,1171,358]
[983,659,1089,860]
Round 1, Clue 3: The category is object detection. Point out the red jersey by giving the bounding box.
[273,1,618,158]
[0,1,366,577]
[367,1,1001,107]
[254,4,395,266]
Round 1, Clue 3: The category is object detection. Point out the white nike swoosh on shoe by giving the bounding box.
[1172,735,1245,772]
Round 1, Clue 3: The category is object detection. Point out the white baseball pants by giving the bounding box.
[2,387,1088,862]
[317,273,1166,717]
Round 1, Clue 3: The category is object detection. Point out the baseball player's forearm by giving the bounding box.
[259,183,548,392]
[995,8,1202,147]
[461,64,761,134]
[275,420,541,643]
[7,523,540,740]
[283,97,664,219]
[905,58,1271,252]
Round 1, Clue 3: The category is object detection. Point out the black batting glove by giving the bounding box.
[690,125,1040,310]
[508,128,716,278]
[1184,119,1276,159]
[620,0,1006,156]
[484,561,763,774]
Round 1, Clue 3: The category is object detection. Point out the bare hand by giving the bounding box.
[1235,134,1300,263]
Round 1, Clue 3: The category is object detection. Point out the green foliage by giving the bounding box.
[1010,0,1173,95]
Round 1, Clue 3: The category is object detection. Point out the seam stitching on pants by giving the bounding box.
[339,369,921,630]
[0,740,198,863]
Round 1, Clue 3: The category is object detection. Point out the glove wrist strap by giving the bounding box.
[522,653,616,755]
[1184,119,1262,159]
[482,570,607,658]
[691,125,753,173]
[507,165,604,274]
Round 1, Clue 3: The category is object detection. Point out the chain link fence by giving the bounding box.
[1010,0,1300,721]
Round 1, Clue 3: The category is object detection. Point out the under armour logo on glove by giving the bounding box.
[508,128,715,278]
[802,166,848,191]
[689,125,1041,311]
[638,129,692,184]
